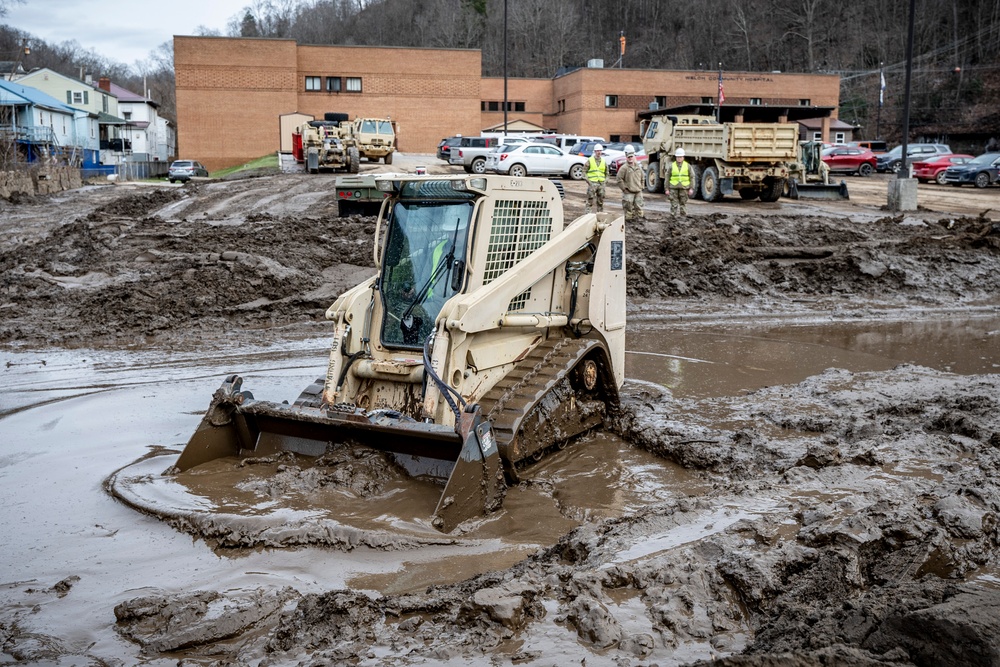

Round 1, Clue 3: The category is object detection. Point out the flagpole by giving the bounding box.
[716,63,723,122]
[876,62,884,140]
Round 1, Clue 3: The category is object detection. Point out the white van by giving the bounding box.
[535,134,606,151]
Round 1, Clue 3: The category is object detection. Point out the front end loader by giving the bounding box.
[171,175,626,532]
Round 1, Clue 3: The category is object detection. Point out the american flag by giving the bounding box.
[718,68,725,104]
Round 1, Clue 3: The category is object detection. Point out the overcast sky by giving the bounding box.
[6,0,251,66]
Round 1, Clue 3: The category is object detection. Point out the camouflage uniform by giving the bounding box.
[668,159,692,215]
[585,154,608,213]
[617,157,645,222]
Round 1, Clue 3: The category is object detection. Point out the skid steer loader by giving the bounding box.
[172,175,626,532]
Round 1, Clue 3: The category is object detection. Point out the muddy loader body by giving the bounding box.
[174,175,626,531]
[294,114,360,174]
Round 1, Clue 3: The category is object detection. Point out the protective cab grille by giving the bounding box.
[484,199,553,311]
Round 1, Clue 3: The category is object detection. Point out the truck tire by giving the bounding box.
[700,166,724,202]
[739,187,760,201]
[348,147,360,174]
[759,177,783,202]
[471,157,487,174]
[384,151,393,165]
[325,112,349,123]
[645,163,661,193]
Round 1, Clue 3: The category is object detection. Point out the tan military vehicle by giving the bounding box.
[352,117,396,164]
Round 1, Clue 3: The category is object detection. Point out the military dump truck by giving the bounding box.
[640,112,799,202]
[293,112,360,174]
[150,175,626,532]
[352,117,396,164]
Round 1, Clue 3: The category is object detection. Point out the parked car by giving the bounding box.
[436,136,462,162]
[851,140,889,155]
[942,152,1000,188]
[821,146,877,176]
[609,150,648,176]
[167,160,208,183]
[911,154,975,185]
[876,143,952,173]
[569,141,604,158]
[485,143,587,179]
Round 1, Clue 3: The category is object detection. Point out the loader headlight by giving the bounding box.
[376,179,398,193]
[452,177,487,193]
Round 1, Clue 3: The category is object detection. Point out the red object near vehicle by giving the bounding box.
[609,152,648,176]
[291,131,303,162]
[821,146,878,176]
[911,154,975,185]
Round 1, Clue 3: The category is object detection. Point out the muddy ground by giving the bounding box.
[2,156,1000,666]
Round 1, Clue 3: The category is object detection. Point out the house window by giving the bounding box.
[749,98,762,105]
[701,96,713,104]
[122,111,131,120]
[799,99,811,106]
[605,94,618,108]
[305,76,321,91]
[835,132,846,143]
[812,132,822,141]
[72,91,83,104]
[326,77,341,92]
[514,101,525,112]
[102,95,108,113]
[346,77,362,92]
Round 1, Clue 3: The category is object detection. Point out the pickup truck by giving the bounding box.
[448,136,534,173]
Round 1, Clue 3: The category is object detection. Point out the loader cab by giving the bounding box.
[379,180,475,348]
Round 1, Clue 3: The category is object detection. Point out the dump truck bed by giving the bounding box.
[674,123,799,162]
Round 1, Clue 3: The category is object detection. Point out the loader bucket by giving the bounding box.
[173,375,506,532]
[786,178,850,201]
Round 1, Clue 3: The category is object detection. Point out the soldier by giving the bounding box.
[668,147,694,216]
[585,143,608,213]
[617,144,645,223]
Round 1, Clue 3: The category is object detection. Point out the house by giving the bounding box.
[93,77,175,164]
[0,78,98,168]
[16,68,128,167]
[797,117,857,144]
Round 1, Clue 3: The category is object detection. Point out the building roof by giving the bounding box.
[0,78,77,114]
[797,116,856,130]
[18,68,119,98]
[97,80,158,108]
[97,111,127,124]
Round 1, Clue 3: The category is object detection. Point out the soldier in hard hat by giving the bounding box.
[585,143,608,214]
[668,147,694,216]
[616,144,645,223]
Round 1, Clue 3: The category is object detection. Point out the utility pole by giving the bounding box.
[503,0,508,136]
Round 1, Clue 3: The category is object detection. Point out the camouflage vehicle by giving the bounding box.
[352,117,396,164]
[294,113,360,174]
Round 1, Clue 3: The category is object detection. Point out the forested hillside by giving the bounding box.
[3,0,999,144]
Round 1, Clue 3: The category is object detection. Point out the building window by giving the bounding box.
[72,91,83,104]
[514,101,525,112]
[835,132,846,143]
[122,111,131,120]
[799,98,811,106]
[557,99,565,113]
[488,101,499,111]
[605,94,618,108]
[812,132,822,141]
[346,77,362,92]
[326,77,341,92]
[305,76,321,91]
[701,96,713,104]
[102,95,108,113]
[654,95,666,109]
[749,98,762,105]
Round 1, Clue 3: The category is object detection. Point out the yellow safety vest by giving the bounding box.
[587,156,607,182]
[427,239,449,298]
[669,160,691,187]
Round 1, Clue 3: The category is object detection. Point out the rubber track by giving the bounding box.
[478,337,601,464]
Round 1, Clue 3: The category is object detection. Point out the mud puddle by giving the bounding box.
[627,311,1000,398]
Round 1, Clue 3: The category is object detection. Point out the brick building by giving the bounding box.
[175,36,841,170]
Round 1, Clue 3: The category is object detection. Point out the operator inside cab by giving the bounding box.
[380,180,474,348]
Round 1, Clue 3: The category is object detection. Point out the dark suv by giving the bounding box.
[876,143,952,173]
